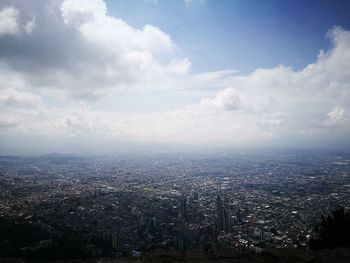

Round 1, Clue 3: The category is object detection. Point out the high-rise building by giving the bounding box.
[192,191,199,201]
[223,207,231,232]
[216,195,223,230]
[180,196,187,221]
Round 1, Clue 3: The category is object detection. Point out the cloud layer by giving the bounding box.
[0,0,349,153]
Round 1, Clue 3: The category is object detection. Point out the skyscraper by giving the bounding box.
[223,207,231,232]
[180,196,187,221]
[216,195,223,230]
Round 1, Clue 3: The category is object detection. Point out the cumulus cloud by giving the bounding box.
[0,88,43,109]
[327,106,346,122]
[200,88,241,111]
[61,0,107,23]
[256,112,285,128]
[150,26,350,146]
[0,0,183,100]
[0,117,17,128]
[0,0,349,152]
[0,6,19,35]
[24,15,35,34]
[166,58,191,75]
[181,27,350,140]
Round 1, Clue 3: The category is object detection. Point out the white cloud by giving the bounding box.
[327,106,346,122]
[0,6,19,35]
[0,1,349,152]
[0,116,17,128]
[0,0,180,100]
[166,58,191,75]
[61,0,107,23]
[200,88,241,111]
[0,88,43,109]
[24,15,35,34]
[257,112,285,128]
[157,26,350,145]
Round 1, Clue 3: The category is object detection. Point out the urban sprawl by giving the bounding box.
[0,151,349,257]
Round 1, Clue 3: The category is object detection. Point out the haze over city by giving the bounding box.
[0,0,349,154]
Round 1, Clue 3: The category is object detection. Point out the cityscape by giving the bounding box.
[1,150,349,259]
[1,0,350,261]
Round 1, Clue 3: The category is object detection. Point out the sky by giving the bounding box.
[0,0,350,154]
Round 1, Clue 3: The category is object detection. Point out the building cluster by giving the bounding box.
[0,151,349,256]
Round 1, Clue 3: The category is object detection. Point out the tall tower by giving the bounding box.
[180,196,187,221]
[216,195,223,231]
[223,207,231,232]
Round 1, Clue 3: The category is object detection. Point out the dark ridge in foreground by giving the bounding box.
[1,247,350,263]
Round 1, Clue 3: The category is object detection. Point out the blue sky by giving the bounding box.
[106,0,350,73]
[0,0,350,153]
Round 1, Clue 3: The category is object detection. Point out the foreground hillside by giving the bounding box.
[1,247,350,263]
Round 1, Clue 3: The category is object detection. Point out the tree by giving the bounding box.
[309,208,350,249]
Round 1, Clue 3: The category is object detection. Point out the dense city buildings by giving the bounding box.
[0,150,349,258]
